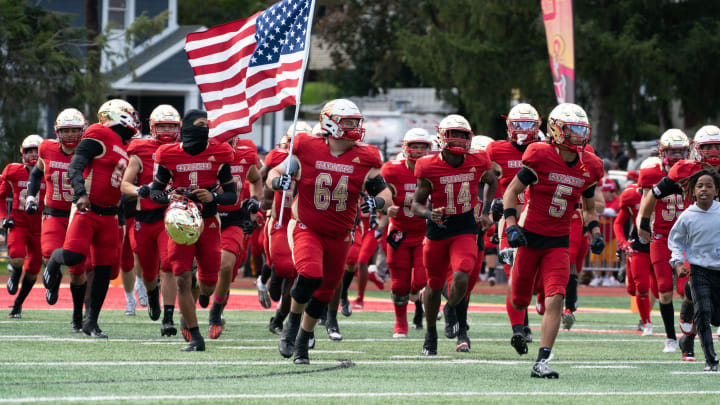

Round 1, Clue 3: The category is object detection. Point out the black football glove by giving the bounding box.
[360,193,378,214]
[2,218,14,229]
[506,225,527,248]
[590,232,605,255]
[240,219,256,235]
[136,185,150,199]
[24,196,38,215]
[490,198,504,222]
[243,196,261,214]
[271,174,292,191]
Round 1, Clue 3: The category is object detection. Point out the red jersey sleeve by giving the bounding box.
[638,166,663,189]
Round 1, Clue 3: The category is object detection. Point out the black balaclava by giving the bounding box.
[111,125,136,143]
[181,109,209,156]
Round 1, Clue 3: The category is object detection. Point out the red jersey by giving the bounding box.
[155,140,234,190]
[127,138,167,211]
[218,139,257,213]
[518,143,604,237]
[619,183,641,219]
[638,163,684,236]
[414,152,491,215]
[669,159,713,189]
[264,147,294,223]
[381,159,426,234]
[291,135,382,238]
[486,140,525,203]
[0,163,44,227]
[82,124,129,208]
[38,139,71,211]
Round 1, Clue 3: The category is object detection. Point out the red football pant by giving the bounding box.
[262,221,272,267]
[630,251,654,323]
[650,235,685,296]
[41,215,89,275]
[423,234,477,291]
[130,219,171,284]
[267,217,294,279]
[7,222,42,275]
[168,216,221,286]
[386,232,426,296]
[446,249,484,300]
[569,212,589,269]
[357,226,379,264]
[64,210,120,269]
[511,246,569,309]
[120,218,135,273]
[290,220,352,302]
[220,224,249,281]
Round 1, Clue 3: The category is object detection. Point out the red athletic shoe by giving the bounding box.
[353,297,364,309]
[368,269,385,290]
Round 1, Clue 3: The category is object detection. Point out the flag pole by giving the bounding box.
[278,0,316,227]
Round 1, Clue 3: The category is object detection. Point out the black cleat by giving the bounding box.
[679,334,696,362]
[325,317,342,341]
[293,330,311,365]
[82,320,108,339]
[531,359,559,378]
[340,297,352,317]
[511,331,528,355]
[198,294,210,309]
[443,304,459,339]
[161,320,177,337]
[422,330,438,356]
[8,305,21,319]
[523,326,533,343]
[456,327,470,352]
[704,360,719,372]
[180,318,191,342]
[268,316,283,335]
[208,301,226,340]
[6,266,21,295]
[182,337,205,352]
[279,314,301,358]
[413,301,424,330]
[147,288,161,321]
[71,320,82,333]
[43,264,62,306]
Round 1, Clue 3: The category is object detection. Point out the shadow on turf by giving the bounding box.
[5,359,355,386]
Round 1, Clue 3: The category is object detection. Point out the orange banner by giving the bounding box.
[541,0,575,104]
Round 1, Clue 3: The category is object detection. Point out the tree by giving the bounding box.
[178,0,268,27]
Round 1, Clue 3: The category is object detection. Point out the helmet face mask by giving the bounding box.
[402,128,433,161]
[320,99,366,142]
[506,103,541,146]
[693,125,720,166]
[658,128,690,168]
[54,108,87,147]
[438,114,473,155]
[20,134,43,166]
[149,105,181,143]
[547,103,591,153]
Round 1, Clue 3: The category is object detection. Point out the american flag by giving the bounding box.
[185,0,314,141]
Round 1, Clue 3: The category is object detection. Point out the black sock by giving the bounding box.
[524,310,529,327]
[456,298,468,329]
[426,325,437,338]
[14,275,36,307]
[660,302,677,340]
[512,324,524,334]
[537,347,552,362]
[148,286,160,305]
[275,307,288,320]
[327,309,338,323]
[163,305,175,323]
[70,283,87,323]
[565,274,578,312]
[260,264,272,284]
[341,271,354,300]
[189,326,202,341]
[287,311,302,328]
[89,266,111,323]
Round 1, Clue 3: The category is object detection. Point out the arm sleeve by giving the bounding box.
[582,184,596,198]
[667,215,688,266]
[68,138,104,199]
[214,164,237,205]
[613,207,630,245]
[516,167,537,186]
[27,166,44,197]
[652,176,683,199]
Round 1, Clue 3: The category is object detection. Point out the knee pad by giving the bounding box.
[391,293,409,306]
[291,275,322,304]
[304,297,328,319]
[61,249,86,267]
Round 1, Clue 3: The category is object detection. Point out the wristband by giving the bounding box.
[586,220,601,231]
[503,208,517,219]
[639,217,651,233]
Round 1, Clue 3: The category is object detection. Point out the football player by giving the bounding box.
[150,109,236,351]
[1,135,45,318]
[503,103,605,378]
[121,104,180,335]
[411,114,497,355]
[381,128,432,337]
[268,99,391,364]
[43,99,139,338]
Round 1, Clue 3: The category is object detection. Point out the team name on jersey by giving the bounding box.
[17,181,27,187]
[49,161,69,170]
[404,183,416,191]
[231,165,245,173]
[508,160,522,168]
[315,161,354,174]
[177,162,212,172]
[112,145,128,159]
[440,173,474,184]
[548,172,585,188]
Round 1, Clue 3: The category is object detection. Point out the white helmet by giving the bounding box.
[693,125,720,166]
[311,123,322,136]
[97,99,140,137]
[21,134,43,166]
[164,196,204,245]
[639,156,662,170]
[505,103,541,145]
[54,108,87,147]
[547,103,591,153]
[320,99,365,141]
[402,128,433,161]
[657,128,690,168]
[149,104,181,144]
[286,121,313,137]
[470,135,494,151]
[437,114,473,155]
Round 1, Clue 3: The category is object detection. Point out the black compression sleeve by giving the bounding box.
[153,165,172,185]
[365,174,387,196]
[582,184,596,198]
[68,139,103,198]
[652,176,683,199]
[516,167,537,185]
[214,165,236,205]
[27,166,44,197]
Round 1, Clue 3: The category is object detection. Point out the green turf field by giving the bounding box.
[0,292,715,404]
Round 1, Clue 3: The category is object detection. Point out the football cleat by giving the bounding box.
[705,360,719,372]
[208,301,226,340]
[6,266,21,295]
[147,295,161,321]
[256,275,271,309]
[456,327,471,352]
[562,309,575,330]
[352,297,364,309]
[71,320,82,333]
[679,335,696,362]
[412,302,424,330]
[531,358,559,379]
[135,278,148,307]
[523,326,533,343]
[511,331,528,355]
[43,265,62,306]
[443,304,459,339]
[82,320,108,339]
[8,305,21,319]
[161,320,177,337]
[663,339,678,353]
[279,314,301,358]
[341,297,352,317]
[422,330,438,356]
[368,268,385,290]
[641,322,654,337]
[180,318,191,343]
[637,320,644,331]
[679,318,696,335]
[535,299,545,316]
[124,295,136,316]
[208,323,224,340]
[326,317,343,341]
[181,337,205,352]
[268,316,283,335]
[293,330,311,365]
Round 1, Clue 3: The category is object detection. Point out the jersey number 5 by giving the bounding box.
[549,184,573,218]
